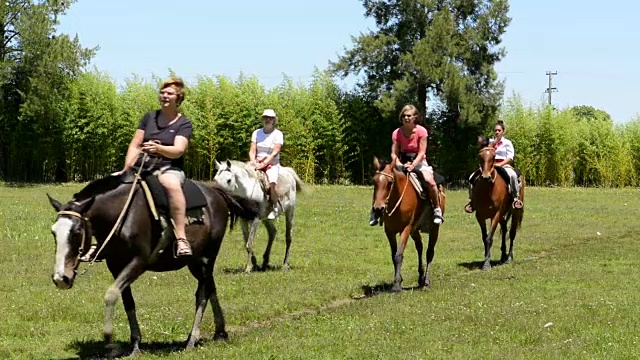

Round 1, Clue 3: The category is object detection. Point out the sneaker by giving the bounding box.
[464,202,474,214]
[267,208,279,220]
[433,208,444,224]
[513,198,523,209]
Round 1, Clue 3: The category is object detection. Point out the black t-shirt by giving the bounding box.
[135,110,193,170]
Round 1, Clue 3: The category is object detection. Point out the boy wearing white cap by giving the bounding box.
[249,109,284,219]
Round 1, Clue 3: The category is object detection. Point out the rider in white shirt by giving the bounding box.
[464,120,523,213]
[249,109,284,220]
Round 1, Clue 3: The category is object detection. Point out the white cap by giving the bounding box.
[261,109,277,118]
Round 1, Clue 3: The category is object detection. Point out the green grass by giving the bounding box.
[0,184,638,359]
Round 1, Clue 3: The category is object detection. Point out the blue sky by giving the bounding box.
[58,0,640,123]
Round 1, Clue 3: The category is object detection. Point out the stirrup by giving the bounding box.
[174,238,192,257]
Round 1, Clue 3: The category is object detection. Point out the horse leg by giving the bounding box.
[476,216,489,270]
[499,218,509,263]
[242,218,259,273]
[104,257,145,355]
[424,223,440,288]
[262,219,277,270]
[483,214,501,271]
[282,206,295,271]
[411,230,426,288]
[391,226,411,292]
[507,215,520,264]
[384,230,400,292]
[121,286,141,356]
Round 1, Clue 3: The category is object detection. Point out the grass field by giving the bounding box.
[0,183,638,359]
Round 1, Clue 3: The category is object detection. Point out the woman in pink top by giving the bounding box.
[370,104,443,226]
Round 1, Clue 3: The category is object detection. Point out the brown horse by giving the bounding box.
[371,157,446,292]
[47,174,260,356]
[471,144,525,270]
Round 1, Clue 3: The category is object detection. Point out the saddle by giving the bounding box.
[407,169,445,200]
[121,170,208,224]
[470,166,521,194]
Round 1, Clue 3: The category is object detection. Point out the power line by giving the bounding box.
[545,71,557,106]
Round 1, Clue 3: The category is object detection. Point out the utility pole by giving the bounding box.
[545,71,557,106]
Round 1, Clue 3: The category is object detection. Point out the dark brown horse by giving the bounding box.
[47,175,260,356]
[371,157,446,292]
[471,144,525,270]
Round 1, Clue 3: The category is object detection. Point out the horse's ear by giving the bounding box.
[214,159,221,169]
[47,193,62,212]
[76,197,95,213]
[226,159,232,168]
[373,156,380,170]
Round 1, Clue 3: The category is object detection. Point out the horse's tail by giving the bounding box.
[284,167,304,193]
[210,185,260,230]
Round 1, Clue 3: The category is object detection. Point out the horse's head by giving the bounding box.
[47,194,94,289]
[478,145,496,181]
[214,159,238,191]
[372,157,394,216]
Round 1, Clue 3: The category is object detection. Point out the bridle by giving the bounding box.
[55,209,91,270]
[374,169,409,216]
[478,146,497,183]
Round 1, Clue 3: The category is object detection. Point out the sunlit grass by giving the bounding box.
[0,183,638,359]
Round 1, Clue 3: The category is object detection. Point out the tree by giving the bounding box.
[0,0,95,181]
[330,0,510,181]
[569,105,612,123]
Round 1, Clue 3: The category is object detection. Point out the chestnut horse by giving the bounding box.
[371,157,446,292]
[471,144,525,270]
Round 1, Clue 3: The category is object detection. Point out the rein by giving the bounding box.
[375,170,409,216]
[70,153,150,275]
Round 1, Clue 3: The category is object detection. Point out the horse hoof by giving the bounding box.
[390,285,402,293]
[214,330,229,341]
[282,264,291,271]
[482,264,491,271]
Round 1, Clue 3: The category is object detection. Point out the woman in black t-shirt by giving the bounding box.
[81,77,193,261]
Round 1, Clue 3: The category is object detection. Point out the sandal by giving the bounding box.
[175,238,192,257]
[464,203,474,214]
[79,245,102,262]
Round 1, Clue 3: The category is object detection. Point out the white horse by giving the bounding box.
[214,159,303,272]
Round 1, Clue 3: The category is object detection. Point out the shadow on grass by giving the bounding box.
[221,264,287,274]
[62,337,228,359]
[360,282,427,297]
[458,260,504,271]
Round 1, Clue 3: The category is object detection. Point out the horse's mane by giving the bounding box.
[226,160,259,179]
[376,158,391,171]
[73,174,123,201]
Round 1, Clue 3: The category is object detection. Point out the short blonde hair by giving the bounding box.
[398,104,420,123]
[160,76,186,106]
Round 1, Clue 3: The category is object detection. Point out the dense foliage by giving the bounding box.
[1,1,639,187]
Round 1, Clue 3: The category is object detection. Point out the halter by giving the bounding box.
[375,170,409,216]
[56,210,91,269]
